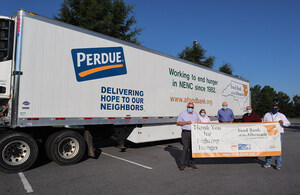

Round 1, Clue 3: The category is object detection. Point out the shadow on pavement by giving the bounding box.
[28,143,52,171]
[29,136,268,171]
[28,138,180,171]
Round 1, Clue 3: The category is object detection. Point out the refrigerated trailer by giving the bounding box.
[0,10,250,173]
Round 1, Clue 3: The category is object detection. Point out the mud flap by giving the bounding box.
[84,130,95,158]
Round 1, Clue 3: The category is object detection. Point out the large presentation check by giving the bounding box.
[191,122,281,158]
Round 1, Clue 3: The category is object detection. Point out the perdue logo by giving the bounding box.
[71,47,127,82]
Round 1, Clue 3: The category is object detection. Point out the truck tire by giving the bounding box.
[45,130,86,165]
[0,132,38,173]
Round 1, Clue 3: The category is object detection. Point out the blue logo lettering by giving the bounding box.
[71,47,127,82]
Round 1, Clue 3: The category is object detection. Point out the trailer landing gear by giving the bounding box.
[112,125,135,152]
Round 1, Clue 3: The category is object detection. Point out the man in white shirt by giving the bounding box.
[262,104,291,170]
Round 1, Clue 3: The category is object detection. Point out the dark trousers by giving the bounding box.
[180,130,195,168]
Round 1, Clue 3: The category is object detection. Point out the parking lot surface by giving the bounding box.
[1,119,300,194]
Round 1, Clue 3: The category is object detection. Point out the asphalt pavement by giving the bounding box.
[1,119,300,195]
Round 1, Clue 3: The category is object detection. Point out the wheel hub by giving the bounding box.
[58,137,79,159]
[2,141,30,165]
[62,143,72,152]
[10,145,23,157]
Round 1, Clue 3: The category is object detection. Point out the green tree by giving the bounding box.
[276,91,292,117]
[250,85,261,114]
[178,41,215,68]
[250,85,298,118]
[219,62,233,75]
[292,95,300,117]
[256,85,277,117]
[55,0,142,44]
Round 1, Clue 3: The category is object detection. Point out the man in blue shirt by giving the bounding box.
[217,102,234,123]
[176,102,201,171]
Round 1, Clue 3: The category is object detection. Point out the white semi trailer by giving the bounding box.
[0,10,250,173]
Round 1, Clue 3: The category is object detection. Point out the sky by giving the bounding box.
[1,0,300,99]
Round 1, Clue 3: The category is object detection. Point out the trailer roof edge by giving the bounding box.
[14,9,249,83]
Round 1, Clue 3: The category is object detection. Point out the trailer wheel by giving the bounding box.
[0,132,38,173]
[45,130,85,165]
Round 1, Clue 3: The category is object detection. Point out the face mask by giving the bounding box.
[223,106,227,110]
[200,113,205,116]
[187,108,193,113]
[271,108,278,114]
[247,110,252,114]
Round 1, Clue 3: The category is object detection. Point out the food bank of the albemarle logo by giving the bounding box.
[71,47,127,82]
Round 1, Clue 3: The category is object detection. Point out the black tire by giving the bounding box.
[45,131,56,161]
[0,132,38,173]
[45,130,86,166]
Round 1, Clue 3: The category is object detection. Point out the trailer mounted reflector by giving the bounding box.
[27,118,39,120]
[55,118,66,120]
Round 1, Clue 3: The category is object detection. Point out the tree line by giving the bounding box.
[251,85,300,118]
[55,0,299,118]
